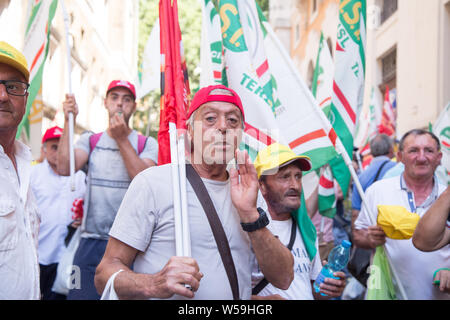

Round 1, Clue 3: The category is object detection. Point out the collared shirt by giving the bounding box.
[355,175,448,300]
[30,160,86,265]
[0,140,40,299]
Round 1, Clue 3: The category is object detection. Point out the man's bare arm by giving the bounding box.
[413,186,450,252]
[95,237,203,300]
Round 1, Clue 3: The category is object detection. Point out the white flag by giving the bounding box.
[136,19,160,99]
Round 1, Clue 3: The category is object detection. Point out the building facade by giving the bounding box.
[0,0,139,159]
[272,0,450,139]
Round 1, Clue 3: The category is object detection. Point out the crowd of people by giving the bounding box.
[0,41,448,301]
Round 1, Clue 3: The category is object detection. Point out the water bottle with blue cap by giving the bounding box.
[313,240,352,296]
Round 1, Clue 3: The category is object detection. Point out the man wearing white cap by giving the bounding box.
[30,126,86,300]
[0,41,40,299]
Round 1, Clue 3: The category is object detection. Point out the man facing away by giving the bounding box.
[30,126,86,300]
[57,80,158,299]
[252,143,346,300]
[0,41,40,299]
[94,84,294,299]
[354,129,449,299]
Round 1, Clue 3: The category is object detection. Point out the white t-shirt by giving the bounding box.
[109,164,255,300]
[252,217,322,300]
[355,175,449,300]
[75,130,158,239]
[30,160,86,265]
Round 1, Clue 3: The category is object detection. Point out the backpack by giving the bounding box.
[89,132,148,155]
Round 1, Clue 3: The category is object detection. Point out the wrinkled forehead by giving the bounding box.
[402,133,440,150]
[196,101,242,117]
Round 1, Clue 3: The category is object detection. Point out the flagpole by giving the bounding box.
[169,122,184,258]
[61,0,76,191]
[265,21,408,300]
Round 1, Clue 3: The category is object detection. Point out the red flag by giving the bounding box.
[378,85,396,138]
[158,0,191,165]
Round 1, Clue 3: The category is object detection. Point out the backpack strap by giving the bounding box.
[137,134,148,155]
[89,133,103,154]
[89,132,148,155]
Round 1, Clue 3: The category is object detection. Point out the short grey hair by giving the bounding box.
[370,134,393,157]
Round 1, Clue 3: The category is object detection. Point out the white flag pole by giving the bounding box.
[61,0,75,191]
[177,132,191,257]
[169,122,184,257]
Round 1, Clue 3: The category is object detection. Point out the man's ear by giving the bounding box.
[396,150,403,163]
[259,179,267,196]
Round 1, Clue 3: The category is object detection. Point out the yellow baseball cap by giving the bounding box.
[0,41,29,82]
[377,205,420,240]
[254,143,312,179]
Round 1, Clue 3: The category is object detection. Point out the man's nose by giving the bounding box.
[216,115,227,133]
[0,83,8,101]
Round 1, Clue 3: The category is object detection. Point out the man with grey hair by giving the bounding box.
[94,84,294,300]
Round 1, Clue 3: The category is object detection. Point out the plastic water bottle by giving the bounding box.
[313,240,352,296]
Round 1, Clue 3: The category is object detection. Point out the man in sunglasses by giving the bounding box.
[0,41,40,299]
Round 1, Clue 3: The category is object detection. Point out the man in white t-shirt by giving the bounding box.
[354,129,449,300]
[252,143,347,300]
[30,126,86,300]
[94,85,294,300]
[57,80,158,300]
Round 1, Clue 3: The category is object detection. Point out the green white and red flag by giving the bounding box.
[205,0,338,171]
[378,85,396,138]
[158,0,191,165]
[328,0,367,197]
[199,0,225,86]
[311,32,334,118]
[311,33,338,217]
[318,165,337,218]
[432,102,450,185]
[16,0,58,143]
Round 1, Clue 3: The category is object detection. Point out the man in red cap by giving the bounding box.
[57,80,158,300]
[30,126,86,300]
[95,85,294,300]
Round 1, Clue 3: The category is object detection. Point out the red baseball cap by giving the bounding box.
[42,126,63,144]
[106,80,136,100]
[187,84,245,121]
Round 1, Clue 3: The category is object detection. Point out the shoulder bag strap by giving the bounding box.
[252,218,297,296]
[373,160,390,182]
[185,163,240,300]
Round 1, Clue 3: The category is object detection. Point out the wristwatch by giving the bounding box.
[240,207,269,232]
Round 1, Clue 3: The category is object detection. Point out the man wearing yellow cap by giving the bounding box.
[252,143,346,300]
[0,41,40,299]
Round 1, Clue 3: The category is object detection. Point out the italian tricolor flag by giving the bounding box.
[17,0,58,142]
[200,0,338,172]
[328,0,366,197]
